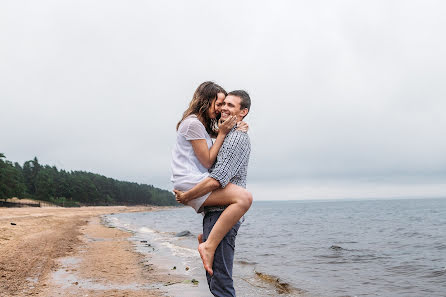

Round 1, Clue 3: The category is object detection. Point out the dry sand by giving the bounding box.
[0,206,185,297]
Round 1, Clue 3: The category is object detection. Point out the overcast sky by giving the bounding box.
[1,0,445,200]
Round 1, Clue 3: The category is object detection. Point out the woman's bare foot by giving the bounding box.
[198,242,214,276]
[198,233,203,244]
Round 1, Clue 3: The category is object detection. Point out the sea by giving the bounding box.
[103,198,446,297]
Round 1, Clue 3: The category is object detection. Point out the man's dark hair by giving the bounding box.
[228,90,251,113]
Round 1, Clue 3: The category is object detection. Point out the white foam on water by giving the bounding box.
[139,226,156,234]
[160,241,198,258]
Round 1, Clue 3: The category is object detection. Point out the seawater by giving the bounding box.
[104,198,446,297]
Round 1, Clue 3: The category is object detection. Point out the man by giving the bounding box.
[175,90,252,297]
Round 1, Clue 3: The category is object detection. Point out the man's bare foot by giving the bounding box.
[198,242,214,276]
[198,233,203,244]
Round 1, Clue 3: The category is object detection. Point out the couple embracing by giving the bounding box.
[171,81,253,297]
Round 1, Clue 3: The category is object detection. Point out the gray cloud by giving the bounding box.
[1,0,445,199]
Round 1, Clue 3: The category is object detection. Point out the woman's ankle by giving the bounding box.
[202,240,218,252]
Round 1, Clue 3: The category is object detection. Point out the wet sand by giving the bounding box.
[0,206,186,297]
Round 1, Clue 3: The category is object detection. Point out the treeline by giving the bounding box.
[0,153,176,207]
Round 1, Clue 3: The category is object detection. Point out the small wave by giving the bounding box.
[160,241,198,258]
[326,260,349,264]
[434,243,446,250]
[350,255,381,263]
[422,269,446,278]
[402,231,425,238]
[138,227,156,234]
[236,260,258,265]
[316,254,342,259]
[386,263,430,276]
[259,253,275,257]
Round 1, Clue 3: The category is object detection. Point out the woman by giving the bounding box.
[171,81,252,275]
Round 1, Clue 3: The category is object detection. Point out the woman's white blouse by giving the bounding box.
[171,115,212,194]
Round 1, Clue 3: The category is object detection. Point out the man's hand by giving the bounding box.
[173,178,220,206]
[174,189,188,205]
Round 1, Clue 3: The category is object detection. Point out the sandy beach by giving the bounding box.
[0,206,186,297]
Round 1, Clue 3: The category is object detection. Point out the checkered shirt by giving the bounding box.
[203,128,251,213]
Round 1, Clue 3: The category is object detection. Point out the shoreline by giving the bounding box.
[1,206,310,297]
[104,209,311,297]
[0,206,184,297]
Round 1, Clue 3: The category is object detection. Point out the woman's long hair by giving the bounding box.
[177,81,227,137]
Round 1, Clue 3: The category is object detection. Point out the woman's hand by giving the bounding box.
[174,189,189,204]
[218,116,237,135]
[236,121,249,132]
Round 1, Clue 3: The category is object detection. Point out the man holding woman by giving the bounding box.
[171,82,253,296]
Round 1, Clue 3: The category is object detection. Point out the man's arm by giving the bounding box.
[174,177,220,204]
[174,131,249,204]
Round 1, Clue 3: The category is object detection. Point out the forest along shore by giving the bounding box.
[0,206,184,297]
